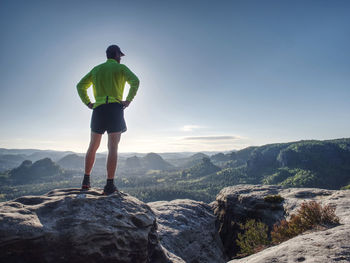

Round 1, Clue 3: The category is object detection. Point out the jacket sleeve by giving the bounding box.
[122,65,140,102]
[76,70,93,106]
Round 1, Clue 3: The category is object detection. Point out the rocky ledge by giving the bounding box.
[1,184,350,263]
[0,188,183,263]
[210,184,350,263]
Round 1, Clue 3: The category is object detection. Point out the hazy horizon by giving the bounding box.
[0,146,234,155]
[1,136,348,155]
[1,0,349,153]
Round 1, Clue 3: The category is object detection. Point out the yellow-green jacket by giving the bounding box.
[77,58,140,109]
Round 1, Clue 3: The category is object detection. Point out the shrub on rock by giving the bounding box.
[236,219,270,256]
[271,200,340,244]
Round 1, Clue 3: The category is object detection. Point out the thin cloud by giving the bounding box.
[183,135,238,141]
[181,125,202,132]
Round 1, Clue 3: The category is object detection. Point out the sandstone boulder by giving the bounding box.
[0,188,183,263]
[149,199,227,263]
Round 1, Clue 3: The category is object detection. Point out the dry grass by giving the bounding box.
[271,200,340,244]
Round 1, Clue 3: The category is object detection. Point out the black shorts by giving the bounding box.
[90,102,127,134]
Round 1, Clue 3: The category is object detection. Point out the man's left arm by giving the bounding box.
[76,70,93,107]
[122,65,140,102]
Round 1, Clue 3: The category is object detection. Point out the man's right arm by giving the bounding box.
[76,70,93,106]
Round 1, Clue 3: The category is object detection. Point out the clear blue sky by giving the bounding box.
[0,0,349,153]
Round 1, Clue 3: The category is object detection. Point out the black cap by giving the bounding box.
[106,45,125,57]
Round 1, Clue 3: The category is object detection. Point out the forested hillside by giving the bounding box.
[1,138,349,203]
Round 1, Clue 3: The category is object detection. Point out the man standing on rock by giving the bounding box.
[76,44,140,195]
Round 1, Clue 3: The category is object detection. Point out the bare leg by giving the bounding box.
[85,131,102,175]
[107,132,121,179]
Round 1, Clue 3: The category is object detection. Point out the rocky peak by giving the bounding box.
[125,155,142,168]
[142,152,173,170]
[9,157,61,182]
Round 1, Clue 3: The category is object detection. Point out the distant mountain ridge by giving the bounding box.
[166,152,210,168]
[215,138,350,190]
[57,154,84,170]
[0,154,27,172]
[182,157,221,178]
[1,138,350,203]
[124,152,174,171]
[0,148,76,162]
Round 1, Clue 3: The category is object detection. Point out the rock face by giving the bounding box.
[148,199,227,263]
[210,184,350,263]
[211,184,286,258]
[0,188,183,263]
